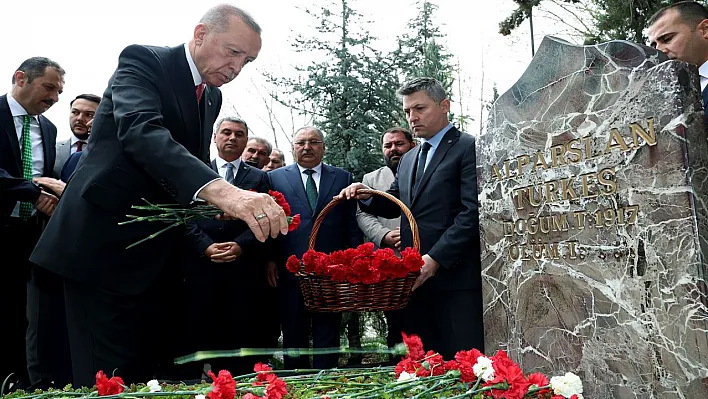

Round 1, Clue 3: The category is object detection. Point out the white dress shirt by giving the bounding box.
[70,135,88,154]
[297,162,323,194]
[214,157,241,181]
[7,94,44,217]
[700,60,708,92]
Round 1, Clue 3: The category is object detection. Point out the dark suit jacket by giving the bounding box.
[0,94,56,218]
[184,160,270,260]
[60,151,82,183]
[269,163,363,275]
[30,44,222,296]
[360,126,480,291]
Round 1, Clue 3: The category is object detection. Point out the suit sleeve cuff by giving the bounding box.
[192,178,221,202]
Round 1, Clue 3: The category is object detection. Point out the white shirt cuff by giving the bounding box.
[192,178,222,202]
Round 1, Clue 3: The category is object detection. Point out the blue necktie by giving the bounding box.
[225,162,235,185]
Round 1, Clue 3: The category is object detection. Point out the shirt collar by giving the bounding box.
[297,162,323,175]
[71,135,86,145]
[700,60,708,80]
[421,123,453,148]
[7,94,34,119]
[184,43,202,86]
[215,156,241,171]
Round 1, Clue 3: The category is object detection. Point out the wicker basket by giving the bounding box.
[297,189,420,312]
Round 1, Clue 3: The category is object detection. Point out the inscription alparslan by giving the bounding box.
[491,119,656,261]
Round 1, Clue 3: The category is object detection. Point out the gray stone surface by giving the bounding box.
[478,36,708,398]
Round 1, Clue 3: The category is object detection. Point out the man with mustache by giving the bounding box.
[52,94,100,179]
[29,4,288,387]
[241,136,272,169]
[355,126,415,358]
[0,56,63,389]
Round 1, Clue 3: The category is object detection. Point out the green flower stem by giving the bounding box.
[174,347,404,365]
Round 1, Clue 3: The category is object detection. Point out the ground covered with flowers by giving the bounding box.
[3,334,583,399]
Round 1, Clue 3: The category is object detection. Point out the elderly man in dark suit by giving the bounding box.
[341,77,483,359]
[268,126,363,369]
[178,117,273,377]
[0,57,63,388]
[28,5,288,387]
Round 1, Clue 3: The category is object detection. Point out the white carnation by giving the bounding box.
[147,379,161,392]
[550,372,583,398]
[196,395,206,399]
[397,370,419,383]
[472,356,495,382]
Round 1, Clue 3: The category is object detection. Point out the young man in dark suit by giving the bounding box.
[178,117,273,377]
[268,126,363,369]
[0,57,63,388]
[340,77,484,359]
[28,5,288,387]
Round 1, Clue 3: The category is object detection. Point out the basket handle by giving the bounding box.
[308,189,420,251]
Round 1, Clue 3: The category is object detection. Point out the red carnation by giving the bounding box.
[254,362,273,382]
[207,369,236,399]
[265,377,288,399]
[527,372,551,396]
[286,255,301,273]
[401,332,425,361]
[95,370,125,396]
[288,214,300,231]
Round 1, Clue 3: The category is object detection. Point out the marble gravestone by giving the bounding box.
[478,36,708,398]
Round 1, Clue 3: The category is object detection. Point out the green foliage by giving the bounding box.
[498,0,693,45]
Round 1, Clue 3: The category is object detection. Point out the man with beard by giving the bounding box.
[53,94,100,178]
[241,136,272,169]
[355,126,415,358]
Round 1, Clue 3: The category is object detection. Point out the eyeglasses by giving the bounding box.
[294,139,324,147]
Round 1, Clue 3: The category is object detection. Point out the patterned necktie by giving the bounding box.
[225,162,235,185]
[76,140,85,152]
[19,115,33,220]
[195,83,206,104]
[304,169,318,212]
[414,142,431,193]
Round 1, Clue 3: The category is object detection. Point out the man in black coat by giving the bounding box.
[0,57,63,388]
[28,5,288,387]
[340,77,484,359]
[179,117,274,377]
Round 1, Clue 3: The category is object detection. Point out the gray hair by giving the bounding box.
[12,57,65,84]
[215,116,248,132]
[247,136,272,154]
[272,148,286,162]
[397,77,447,104]
[293,126,325,141]
[200,4,262,34]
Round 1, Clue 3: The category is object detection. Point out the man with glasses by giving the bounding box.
[267,126,363,369]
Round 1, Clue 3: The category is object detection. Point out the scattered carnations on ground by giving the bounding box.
[286,242,424,284]
[5,334,583,399]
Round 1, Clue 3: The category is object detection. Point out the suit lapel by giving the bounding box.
[210,159,218,172]
[412,128,460,206]
[702,86,708,122]
[39,116,55,176]
[285,165,313,216]
[403,146,421,205]
[199,87,217,163]
[233,163,250,187]
[316,164,335,212]
[0,95,21,171]
[167,45,202,158]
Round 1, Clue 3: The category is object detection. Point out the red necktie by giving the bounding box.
[195,83,206,104]
[76,140,85,152]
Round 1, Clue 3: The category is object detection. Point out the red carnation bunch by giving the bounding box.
[242,363,288,399]
[395,333,583,399]
[286,242,423,284]
[207,369,236,399]
[268,190,300,232]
